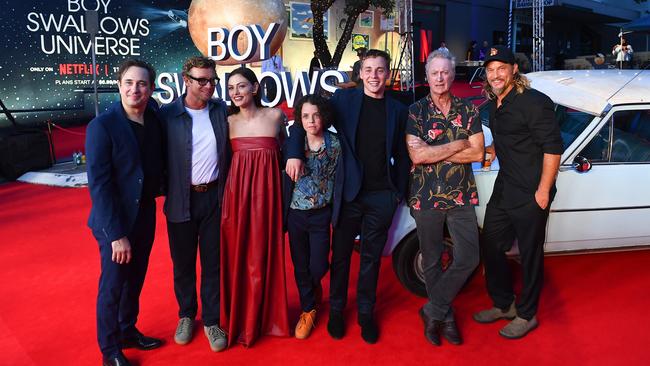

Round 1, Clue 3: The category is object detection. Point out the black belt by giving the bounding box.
[191,180,218,193]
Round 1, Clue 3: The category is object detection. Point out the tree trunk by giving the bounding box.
[331,11,365,67]
[311,1,336,68]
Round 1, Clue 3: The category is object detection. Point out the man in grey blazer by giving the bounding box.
[159,56,230,352]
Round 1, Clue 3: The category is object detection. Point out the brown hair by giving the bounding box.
[182,56,216,77]
[362,49,391,69]
[116,59,156,86]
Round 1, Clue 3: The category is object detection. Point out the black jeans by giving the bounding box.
[481,199,550,320]
[287,206,332,312]
[166,188,221,326]
[96,201,156,358]
[412,205,479,321]
[329,190,398,314]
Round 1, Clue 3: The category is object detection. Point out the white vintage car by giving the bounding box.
[387,69,650,296]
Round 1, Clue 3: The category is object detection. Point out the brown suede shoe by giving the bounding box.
[295,309,317,339]
[499,316,538,339]
[473,302,516,324]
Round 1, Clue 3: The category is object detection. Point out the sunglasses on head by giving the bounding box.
[187,74,220,86]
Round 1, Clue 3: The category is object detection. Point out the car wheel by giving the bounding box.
[391,231,456,298]
[392,232,427,297]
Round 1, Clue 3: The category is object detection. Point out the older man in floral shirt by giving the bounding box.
[406,50,484,346]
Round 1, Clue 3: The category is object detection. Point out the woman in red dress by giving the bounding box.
[220,67,289,347]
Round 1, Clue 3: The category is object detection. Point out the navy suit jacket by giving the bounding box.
[285,88,410,225]
[86,100,164,244]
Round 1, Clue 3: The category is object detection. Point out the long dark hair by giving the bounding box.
[227,67,263,115]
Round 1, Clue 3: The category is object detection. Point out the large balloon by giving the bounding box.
[188,0,287,65]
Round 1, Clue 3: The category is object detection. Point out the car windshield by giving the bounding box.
[554,105,595,149]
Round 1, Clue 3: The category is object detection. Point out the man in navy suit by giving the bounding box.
[86,59,164,366]
[286,49,409,344]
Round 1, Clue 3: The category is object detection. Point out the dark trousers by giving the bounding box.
[330,190,398,314]
[166,188,221,326]
[96,201,156,358]
[287,206,332,312]
[412,206,479,321]
[481,200,550,320]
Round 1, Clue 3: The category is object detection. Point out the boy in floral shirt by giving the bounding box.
[284,94,341,340]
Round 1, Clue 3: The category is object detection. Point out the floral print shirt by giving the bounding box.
[290,131,341,210]
[406,94,482,210]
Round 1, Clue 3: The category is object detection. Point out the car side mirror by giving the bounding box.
[573,156,592,173]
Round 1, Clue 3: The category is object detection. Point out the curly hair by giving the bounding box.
[293,94,333,130]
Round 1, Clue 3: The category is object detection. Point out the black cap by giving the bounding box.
[483,45,515,65]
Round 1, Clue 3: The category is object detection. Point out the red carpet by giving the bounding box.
[1,182,648,365]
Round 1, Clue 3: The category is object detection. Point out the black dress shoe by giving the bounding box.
[440,320,462,345]
[122,331,163,350]
[419,308,441,346]
[102,353,131,366]
[358,313,379,344]
[327,310,345,339]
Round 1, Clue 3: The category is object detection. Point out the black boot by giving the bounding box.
[327,310,345,339]
[358,312,379,344]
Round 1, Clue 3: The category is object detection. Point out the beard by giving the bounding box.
[490,78,512,97]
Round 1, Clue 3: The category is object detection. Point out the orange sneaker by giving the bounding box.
[295,309,317,339]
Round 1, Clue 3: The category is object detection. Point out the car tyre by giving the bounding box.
[392,232,427,297]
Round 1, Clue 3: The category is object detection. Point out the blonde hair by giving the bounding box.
[482,69,530,100]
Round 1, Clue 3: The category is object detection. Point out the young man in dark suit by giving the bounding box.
[285,49,409,344]
[86,60,164,366]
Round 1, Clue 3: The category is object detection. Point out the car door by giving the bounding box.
[546,105,650,252]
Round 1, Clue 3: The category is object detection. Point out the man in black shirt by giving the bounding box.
[473,46,563,339]
[86,60,164,366]
[285,49,409,344]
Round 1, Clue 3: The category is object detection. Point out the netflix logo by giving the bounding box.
[58,63,110,76]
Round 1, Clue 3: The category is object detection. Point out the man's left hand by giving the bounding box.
[534,189,550,210]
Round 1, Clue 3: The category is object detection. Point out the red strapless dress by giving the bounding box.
[220,136,289,347]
